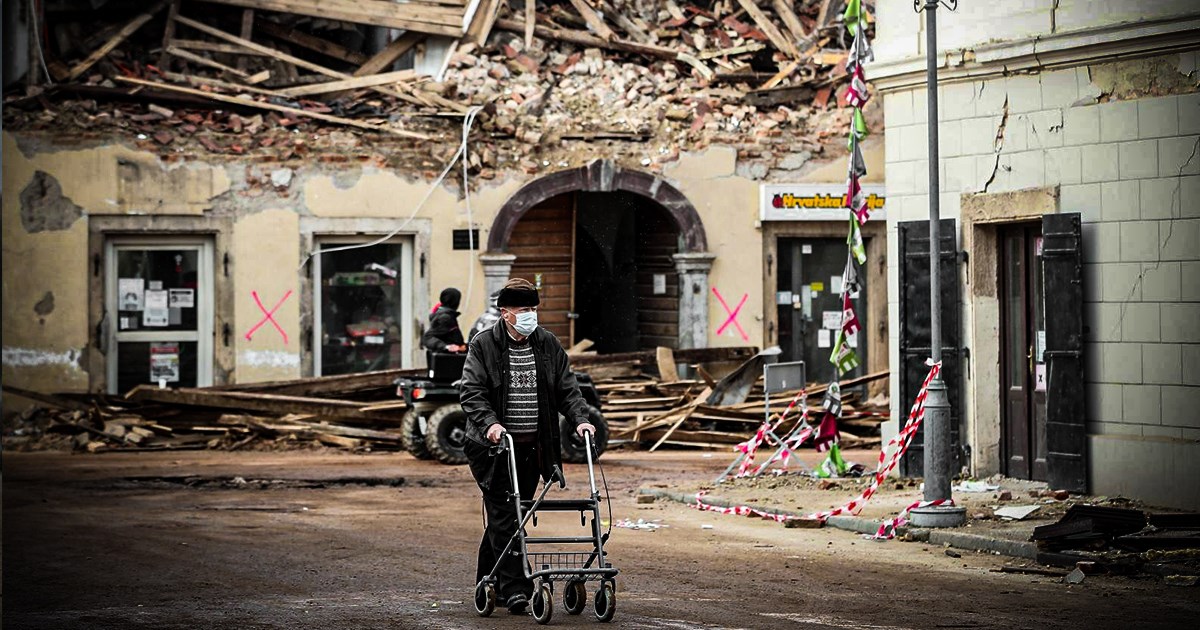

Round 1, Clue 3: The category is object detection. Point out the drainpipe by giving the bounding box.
[911,0,966,529]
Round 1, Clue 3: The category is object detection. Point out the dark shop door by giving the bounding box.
[1001,224,1048,481]
[775,237,864,385]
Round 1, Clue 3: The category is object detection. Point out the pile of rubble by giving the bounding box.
[2,370,419,453]
[5,0,876,178]
[3,344,887,455]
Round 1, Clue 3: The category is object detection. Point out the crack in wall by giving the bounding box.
[981,96,1010,194]
[1108,135,1200,340]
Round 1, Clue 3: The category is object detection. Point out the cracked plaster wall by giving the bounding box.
[879,51,1200,508]
[875,0,1198,66]
[6,130,854,392]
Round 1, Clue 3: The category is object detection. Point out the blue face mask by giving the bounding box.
[513,311,538,336]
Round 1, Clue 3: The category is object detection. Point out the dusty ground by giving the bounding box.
[4,448,1197,630]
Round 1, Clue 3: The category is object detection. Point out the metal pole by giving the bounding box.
[914,0,965,528]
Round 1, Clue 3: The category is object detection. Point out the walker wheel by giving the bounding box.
[594,581,616,623]
[563,580,587,615]
[532,581,553,625]
[473,581,495,617]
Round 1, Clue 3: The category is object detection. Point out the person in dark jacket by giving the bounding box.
[459,277,595,614]
[422,288,466,353]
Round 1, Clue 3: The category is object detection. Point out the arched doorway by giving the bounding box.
[485,160,712,352]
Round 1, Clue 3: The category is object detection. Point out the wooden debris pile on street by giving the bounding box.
[1,370,421,453]
[5,0,874,177]
[573,345,889,452]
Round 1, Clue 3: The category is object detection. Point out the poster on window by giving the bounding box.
[168,288,194,308]
[143,290,169,327]
[149,343,180,383]
[118,278,144,311]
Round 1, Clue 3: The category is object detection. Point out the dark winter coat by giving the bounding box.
[421,306,464,352]
[459,319,589,488]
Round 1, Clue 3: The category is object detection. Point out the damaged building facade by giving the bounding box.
[2,3,888,401]
[873,1,1200,509]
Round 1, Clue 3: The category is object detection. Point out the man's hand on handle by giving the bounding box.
[575,422,596,438]
[486,423,506,444]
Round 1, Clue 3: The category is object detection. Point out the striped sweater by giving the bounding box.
[504,342,539,434]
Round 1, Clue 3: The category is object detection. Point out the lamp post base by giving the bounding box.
[909,505,967,528]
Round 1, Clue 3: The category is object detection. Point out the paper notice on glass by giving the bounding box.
[1035,363,1047,391]
[148,280,164,290]
[149,343,180,383]
[802,244,813,254]
[143,290,169,327]
[822,311,842,330]
[817,329,831,348]
[118,278,144,311]
[776,291,793,305]
[1036,330,1046,362]
[168,288,194,308]
[653,274,666,295]
[831,275,843,294]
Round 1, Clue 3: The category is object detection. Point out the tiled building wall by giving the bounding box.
[881,53,1200,506]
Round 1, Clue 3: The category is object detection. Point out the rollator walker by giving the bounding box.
[473,431,618,625]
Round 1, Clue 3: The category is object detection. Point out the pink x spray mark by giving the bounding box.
[712,287,749,341]
[245,290,292,344]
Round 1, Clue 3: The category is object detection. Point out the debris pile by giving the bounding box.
[1029,503,1200,585]
[576,345,889,451]
[6,0,876,177]
[2,371,420,453]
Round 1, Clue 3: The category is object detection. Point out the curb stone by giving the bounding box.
[636,487,1038,560]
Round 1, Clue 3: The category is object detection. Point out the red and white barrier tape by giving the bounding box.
[733,388,807,478]
[692,360,944,538]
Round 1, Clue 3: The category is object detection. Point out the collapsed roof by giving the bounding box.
[5,0,878,180]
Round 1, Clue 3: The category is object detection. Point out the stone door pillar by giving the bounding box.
[672,252,717,349]
[479,252,517,304]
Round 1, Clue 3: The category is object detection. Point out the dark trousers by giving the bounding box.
[465,437,541,600]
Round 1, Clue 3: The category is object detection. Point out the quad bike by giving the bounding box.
[395,352,609,466]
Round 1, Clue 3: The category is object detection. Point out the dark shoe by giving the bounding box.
[506,593,529,614]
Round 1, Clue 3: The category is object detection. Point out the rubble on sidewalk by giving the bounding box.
[2,370,422,453]
[584,345,889,451]
[5,0,875,178]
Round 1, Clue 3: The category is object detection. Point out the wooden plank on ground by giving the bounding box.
[571,345,756,368]
[656,346,679,383]
[113,76,431,139]
[68,1,168,80]
[649,409,694,451]
[124,385,402,422]
[276,69,418,97]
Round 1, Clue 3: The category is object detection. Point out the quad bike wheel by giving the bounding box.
[400,409,432,460]
[424,404,469,465]
[560,404,609,464]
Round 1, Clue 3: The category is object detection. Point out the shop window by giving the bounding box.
[313,238,412,376]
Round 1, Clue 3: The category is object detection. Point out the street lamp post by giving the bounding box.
[911,0,966,528]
